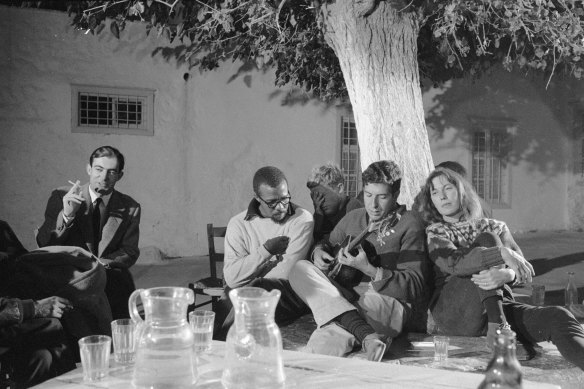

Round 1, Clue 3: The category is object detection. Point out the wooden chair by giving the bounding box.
[188,224,226,311]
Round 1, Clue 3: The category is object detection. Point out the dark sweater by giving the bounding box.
[324,207,430,307]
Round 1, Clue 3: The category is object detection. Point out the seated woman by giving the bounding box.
[417,168,584,370]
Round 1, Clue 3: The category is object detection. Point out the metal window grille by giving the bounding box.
[78,93,144,128]
[72,85,154,136]
[340,114,362,197]
[471,126,510,205]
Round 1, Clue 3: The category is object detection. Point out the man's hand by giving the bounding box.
[34,296,73,319]
[62,180,84,219]
[310,190,326,215]
[313,246,335,272]
[500,247,534,284]
[337,246,376,277]
[472,268,516,290]
[264,236,290,256]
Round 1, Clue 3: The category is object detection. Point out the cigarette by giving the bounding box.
[68,180,78,186]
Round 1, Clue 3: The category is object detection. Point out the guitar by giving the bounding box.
[327,205,407,290]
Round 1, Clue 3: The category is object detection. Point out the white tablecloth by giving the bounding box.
[35,341,559,388]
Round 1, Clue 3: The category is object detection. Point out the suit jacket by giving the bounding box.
[36,184,141,268]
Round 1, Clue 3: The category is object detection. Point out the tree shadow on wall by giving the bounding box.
[151,45,335,110]
[422,66,581,176]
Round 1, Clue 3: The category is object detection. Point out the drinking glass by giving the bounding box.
[189,310,215,353]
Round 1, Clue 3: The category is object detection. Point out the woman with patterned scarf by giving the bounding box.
[418,167,584,370]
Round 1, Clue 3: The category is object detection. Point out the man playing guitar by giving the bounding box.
[289,160,430,362]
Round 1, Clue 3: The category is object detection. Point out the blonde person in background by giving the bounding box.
[307,163,363,242]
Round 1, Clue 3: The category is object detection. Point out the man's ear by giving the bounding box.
[116,171,124,181]
[86,164,92,176]
[337,183,344,194]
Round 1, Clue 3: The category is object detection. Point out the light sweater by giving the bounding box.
[223,201,314,288]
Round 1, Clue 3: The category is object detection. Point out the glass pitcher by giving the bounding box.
[129,287,197,389]
[221,287,285,389]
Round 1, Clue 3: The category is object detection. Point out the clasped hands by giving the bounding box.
[472,247,535,290]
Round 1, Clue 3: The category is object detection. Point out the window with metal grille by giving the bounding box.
[71,85,154,136]
[470,118,513,207]
[340,112,362,197]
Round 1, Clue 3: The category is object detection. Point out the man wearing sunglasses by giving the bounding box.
[215,166,314,339]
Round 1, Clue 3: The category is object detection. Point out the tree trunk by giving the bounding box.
[323,1,434,206]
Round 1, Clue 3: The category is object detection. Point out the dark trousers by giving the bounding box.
[214,278,310,341]
[503,300,584,370]
[0,318,75,387]
[105,267,136,320]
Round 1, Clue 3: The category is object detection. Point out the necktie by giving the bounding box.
[92,198,105,249]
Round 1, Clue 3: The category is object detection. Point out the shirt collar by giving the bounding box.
[88,186,112,208]
[244,198,296,221]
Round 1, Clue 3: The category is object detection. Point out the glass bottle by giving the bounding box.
[565,271,578,309]
[478,329,523,389]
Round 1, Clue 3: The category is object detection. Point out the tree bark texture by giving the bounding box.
[323,1,434,206]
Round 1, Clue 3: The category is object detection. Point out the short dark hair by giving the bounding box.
[253,166,287,194]
[89,146,125,172]
[435,161,467,178]
[362,160,402,194]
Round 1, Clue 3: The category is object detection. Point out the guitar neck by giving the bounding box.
[346,227,375,252]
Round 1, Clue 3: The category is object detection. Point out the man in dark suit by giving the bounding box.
[37,146,141,319]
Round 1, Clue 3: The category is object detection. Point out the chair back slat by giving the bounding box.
[207,223,226,279]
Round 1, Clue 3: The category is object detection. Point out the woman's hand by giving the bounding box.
[471,268,516,290]
[500,247,534,284]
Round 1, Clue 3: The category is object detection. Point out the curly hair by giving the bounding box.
[362,160,402,194]
[418,168,483,225]
[253,166,287,194]
[307,162,344,189]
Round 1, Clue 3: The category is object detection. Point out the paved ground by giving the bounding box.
[130,230,584,388]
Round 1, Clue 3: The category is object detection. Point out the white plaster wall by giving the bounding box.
[424,70,573,232]
[0,6,338,256]
[2,6,580,258]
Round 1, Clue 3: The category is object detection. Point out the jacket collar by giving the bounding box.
[244,199,296,221]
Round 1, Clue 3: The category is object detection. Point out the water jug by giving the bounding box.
[221,287,285,389]
[129,287,197,389]
[478,329,523,389]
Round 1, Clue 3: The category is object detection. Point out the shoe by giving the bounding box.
[515,341,538,361]
[362,333,391,362]
[486,322,511,350]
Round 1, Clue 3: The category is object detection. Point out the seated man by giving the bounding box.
[36,146,141,319]
[1,220,75,388]
[289,160,430,361]
[307,162,363,241]
[215,166,314,339]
